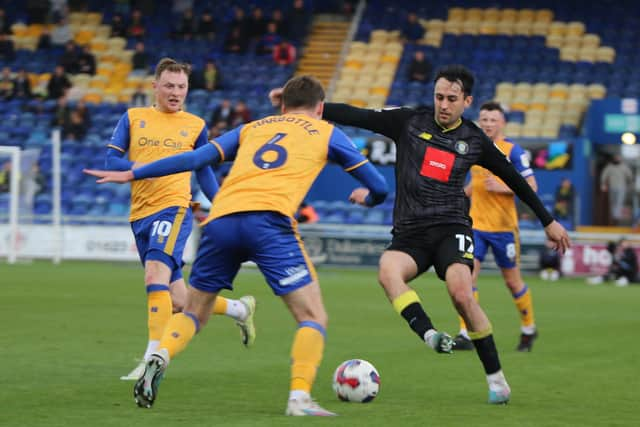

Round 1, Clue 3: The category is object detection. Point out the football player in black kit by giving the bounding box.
[269,65,571,404]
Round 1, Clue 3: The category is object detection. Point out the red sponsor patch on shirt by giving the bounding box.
[420,147,455,182]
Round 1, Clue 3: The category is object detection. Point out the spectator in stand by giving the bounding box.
[539,239,561,281]
[63,109,88,141]
[273,40,297,66]
[11,69,32,100]
[132,41,150,74]
[26,0,49,24]
[60,41,80,74]
[587,238,638,287]
[130,83,148,107]
[51,0,69,23]
[75,99,91,128]
[110,13,127,38]
[50,96,71,127]
[37,28,52,50]
[203,60,221,91]
[408,50,432,83]
[231,100,251,126]
[601,154,633,225]
[296,201,319,224]
[401,12,425,43]
[47,65,72,99]
[128,9,145,40]
[196,9,216,41]
[51,17,73,46]
[271,9,288,36]
[77,44,96,75]
[175,8,196,40]
[229,6,248,35]
[247,7,267,41]
[209,99,233,128]
[172,0,193,14]
[0,66,13,100]
[188,64,205,90]
[224,27,248,54]
[0,8,12,34]
[256,21,282,55]
[0,33,15,62]
[287,0,310,42]
[553,177,575,221]
[207,121,227,139]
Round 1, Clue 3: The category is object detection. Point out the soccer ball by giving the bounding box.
[332,359,380,403]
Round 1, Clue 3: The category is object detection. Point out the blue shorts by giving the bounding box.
[190,211,317,296]
[473,229,519,269]
[131,206,193,282]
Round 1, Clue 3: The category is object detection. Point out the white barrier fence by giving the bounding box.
[1,223,637,278]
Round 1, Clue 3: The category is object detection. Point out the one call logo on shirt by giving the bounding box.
[420,147,455,182]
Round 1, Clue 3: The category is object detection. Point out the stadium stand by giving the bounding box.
[0,0,638,228]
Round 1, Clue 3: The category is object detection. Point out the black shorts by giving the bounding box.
[387,224,475,281]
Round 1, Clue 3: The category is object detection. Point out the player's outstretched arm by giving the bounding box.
[83,169,134,184]
[85,144,221,184]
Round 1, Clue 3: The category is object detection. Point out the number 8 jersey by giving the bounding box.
[204,114,369,225]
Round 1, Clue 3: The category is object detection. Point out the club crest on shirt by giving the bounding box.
[140,120,145,128]
[180,130,188,137]
[455,140,469,155]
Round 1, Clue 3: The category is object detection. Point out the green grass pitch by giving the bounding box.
[1,261,638,426]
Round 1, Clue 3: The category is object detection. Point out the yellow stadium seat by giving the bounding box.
[71,73,92,88]
[83,92,103,104]
[85,12,103,26]
[479,21,498,35]
[510,102,528,112]
[563,34,582,49]
[504,122,522,138]
[95,24,111,38]
[496,21,514,35]
[566,21,586,37]
[535,9,554,23]
[559,47,579,62]
[513,21,532,36]
[425,19,445,32]
[577,48,596,63]
[11,23,28,36]
[90,37,109,51]
[520,126,540,138]
[466,8,483,20]
[532,83,550,98]
[514,82,532,98]
[461,20,480,35]
[448,7,465,22]
[500,8,518,22]
[370,87,389,97]
[529,102,547,112]
[531,21,550,36]
[517,9,535,22]
[581,33,601,49]
[348,99,367,108]
[549,83,569,99]
[444,20,463,34]
[588,83,607,99]
[546,34,563,48]
[548,22,566,37]
[483,8,500,21]
[525,109,545,124]
[596,46,615,63]
[422,31,442,47]
[108,37,127,51]
[69,12,85,26]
